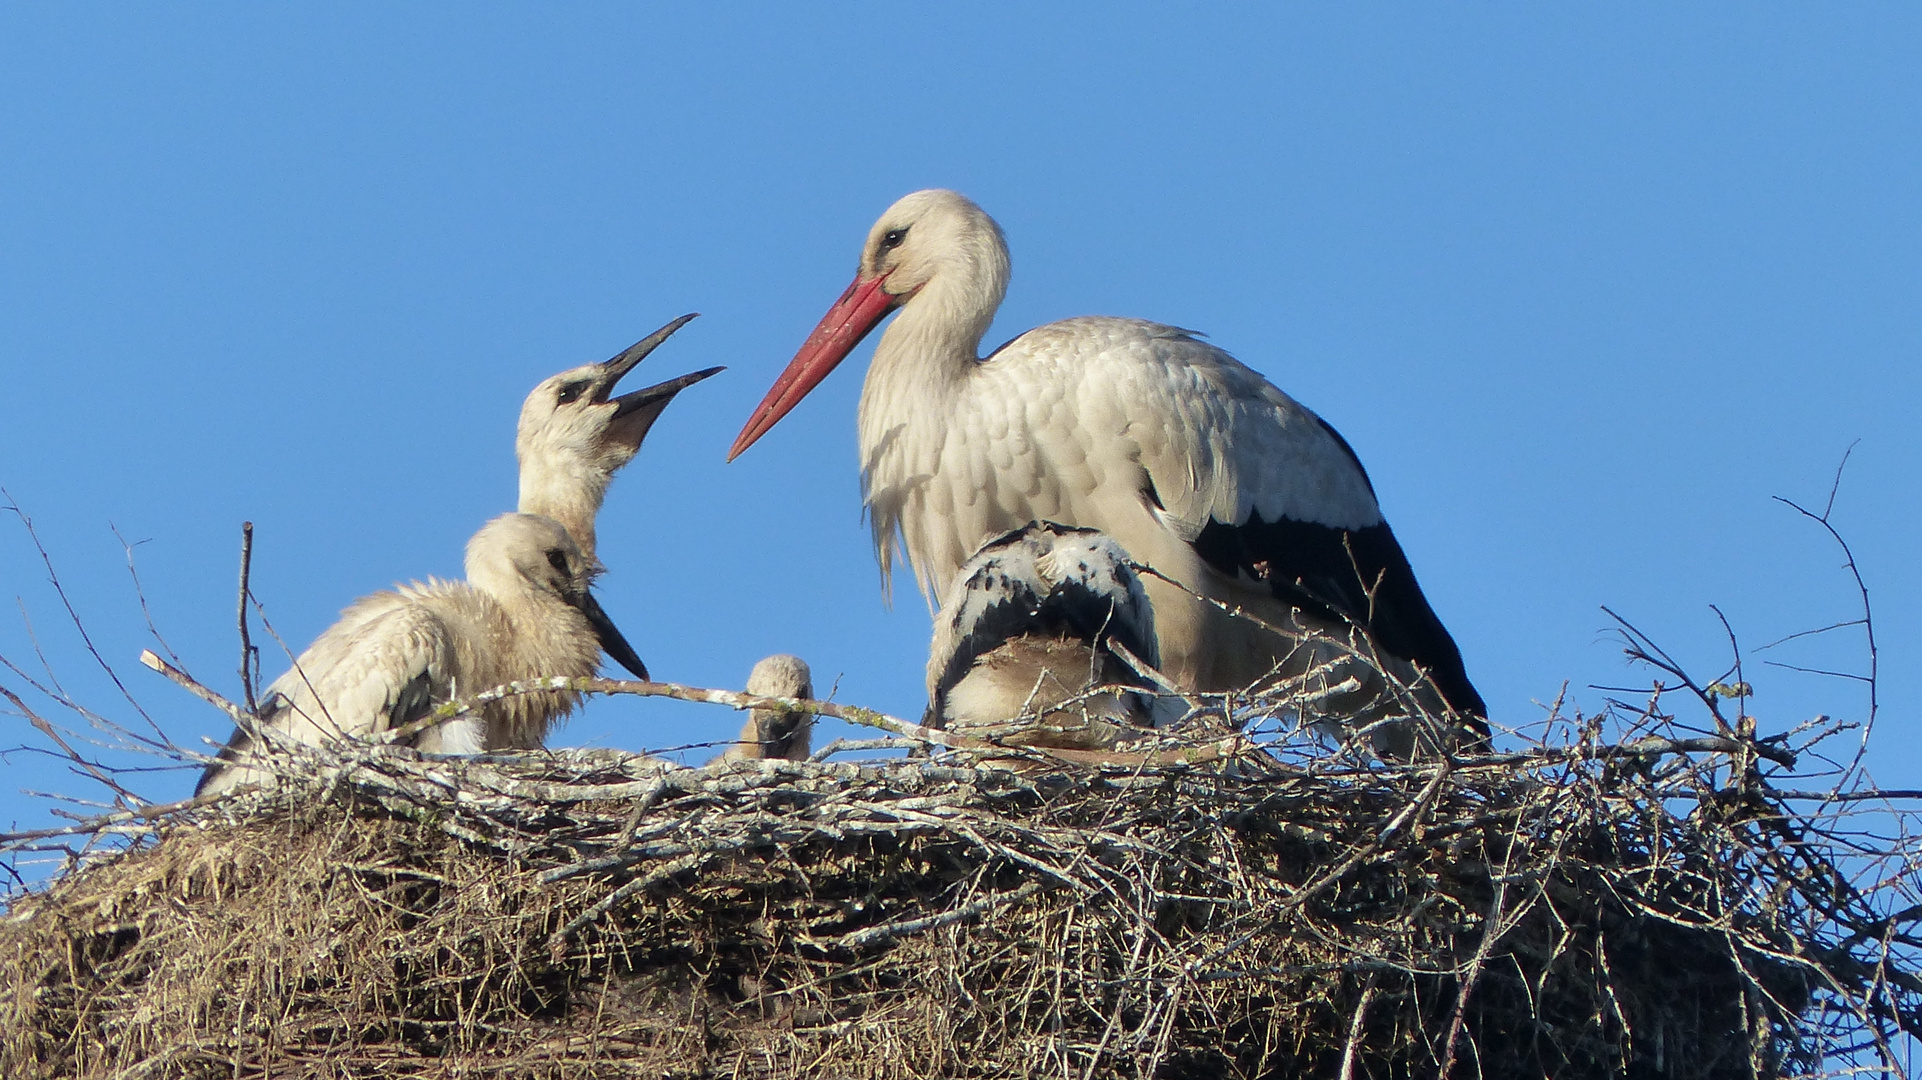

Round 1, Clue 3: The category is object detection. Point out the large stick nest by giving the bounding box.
[3,700,1912,1080]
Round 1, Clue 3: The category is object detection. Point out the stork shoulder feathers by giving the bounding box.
[261,587,469,739]
[864,315,1390,622]
[207,591,469,790]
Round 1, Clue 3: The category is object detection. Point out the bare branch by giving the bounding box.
[236,521,259,717]
[137,649,251,730]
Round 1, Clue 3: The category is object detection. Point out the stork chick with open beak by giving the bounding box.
[518,313,724,568]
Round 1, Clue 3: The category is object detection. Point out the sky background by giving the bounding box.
[0,7,1916,862]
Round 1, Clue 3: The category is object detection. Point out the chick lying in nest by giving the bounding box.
[923,522,1163,752]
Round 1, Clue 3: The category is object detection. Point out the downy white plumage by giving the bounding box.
[721,654,816,762]
[196,513,648,796]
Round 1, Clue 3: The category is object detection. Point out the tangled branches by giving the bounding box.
[0,462,1913,1077]
[1,669,1918,1078]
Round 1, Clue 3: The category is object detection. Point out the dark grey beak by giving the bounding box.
[576,589,650,681]
[593,313,701,403]
[610,365,726,420]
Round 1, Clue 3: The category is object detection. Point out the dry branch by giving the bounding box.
[1,464,1913,1078]
[2,687,1917,1079]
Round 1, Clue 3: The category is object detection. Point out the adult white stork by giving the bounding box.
[720,654,816,762]
[729,189,1487,747]
[518,314,723,568]
[927,522,1161,751]
[196,513,649,796]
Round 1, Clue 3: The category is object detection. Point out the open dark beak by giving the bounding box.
[591,313,700,403]
[575,589,650,681]
[586,313,726,444]
[610,365,725,420]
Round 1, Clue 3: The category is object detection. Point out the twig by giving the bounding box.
[0,782,260,848]
[1437,875,1511,1078]
[0,685,142,809]
[236,521,259,717]
[1,491,172,749]
[833,881,1044,950]
[111,524,182,667]
[138,650,251,729]
[808,737,921,761]
[1338,972,1380,1080]
[404,676,1251,769]
[1772,443,1879,801]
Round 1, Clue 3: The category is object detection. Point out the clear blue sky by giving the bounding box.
[2,7,1916,848]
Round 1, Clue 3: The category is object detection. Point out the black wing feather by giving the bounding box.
[387,669,439,746]
[1194,513,1488,728]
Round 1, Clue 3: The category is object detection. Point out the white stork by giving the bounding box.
[928,522,1160,751]
[720,654,816,762]
[518,314,723,568]
[729,189,1487,748]
[196,513,649,796]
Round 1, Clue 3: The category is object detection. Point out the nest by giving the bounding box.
[3,688,1915,1080]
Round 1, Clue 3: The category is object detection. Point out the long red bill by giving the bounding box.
[727,271,898,461]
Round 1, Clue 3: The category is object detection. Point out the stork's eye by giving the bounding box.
[546,549,570,574]
[556,381,591,405]
[880,227,909,252]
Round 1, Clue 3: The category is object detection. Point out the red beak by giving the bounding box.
[727,271,899,461]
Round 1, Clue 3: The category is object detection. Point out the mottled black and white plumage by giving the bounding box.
[926,522,1160,749]
[731,189,1488,751]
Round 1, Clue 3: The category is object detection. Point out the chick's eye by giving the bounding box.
[546,549,570,574]
[556,381,590,405]
[880,227,908,252]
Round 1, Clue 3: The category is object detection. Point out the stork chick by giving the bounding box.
[518,313,723,567]
[928,522,1161,751]
[197,513,648,796]
[722,654,815,762]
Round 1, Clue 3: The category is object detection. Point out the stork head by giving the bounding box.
[517,314,722,561]
[466,513,651,681]
[728,189,1010,460]
[854,189,1009,301]
[745,653,813,702]
[741,654,815,761]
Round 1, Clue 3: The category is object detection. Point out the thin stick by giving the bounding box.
[236,521,259,717]
[0,782,261,847]
[403,676,1251,769]
[833,881,1044,949]
[2,492,173,749]
[1772,443,1879,801]
[138,650,252,730]
[0,686,142,809]
[112,524,183,668]
[1337,972,1380,1080]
